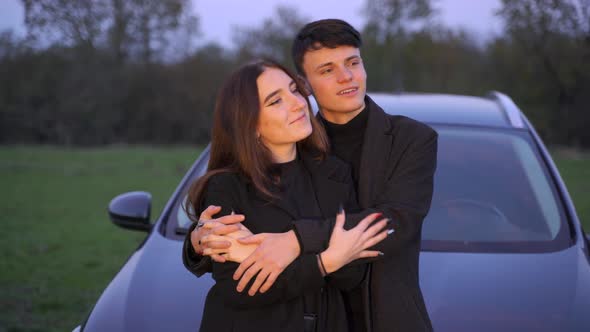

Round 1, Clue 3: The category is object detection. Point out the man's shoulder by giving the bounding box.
[388,114,436,139]
[367,96,436,140]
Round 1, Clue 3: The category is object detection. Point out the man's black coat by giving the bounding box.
[292,96,438,332]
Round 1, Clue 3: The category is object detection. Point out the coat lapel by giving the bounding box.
[248,182,298,220]
[358,96,394,208]
[300,151,350,218]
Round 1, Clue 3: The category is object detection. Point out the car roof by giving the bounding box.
[366,92,525,129]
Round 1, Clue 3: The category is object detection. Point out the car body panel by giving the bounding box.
[370,93,513,128]
[83,231,214,331]
[421,246,590,331]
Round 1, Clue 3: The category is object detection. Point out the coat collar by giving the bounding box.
[357,95,394,208]
[299,149,350,218]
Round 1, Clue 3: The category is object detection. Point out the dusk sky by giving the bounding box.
[0,0,503,47]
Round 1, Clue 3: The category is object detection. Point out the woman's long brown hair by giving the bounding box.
[185,59,329,222]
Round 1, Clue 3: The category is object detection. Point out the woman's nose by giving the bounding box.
[290,92,306,111]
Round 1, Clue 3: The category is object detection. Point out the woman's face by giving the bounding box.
[256,67,312,153]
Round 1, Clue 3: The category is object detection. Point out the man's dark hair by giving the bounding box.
[292,19,362,76]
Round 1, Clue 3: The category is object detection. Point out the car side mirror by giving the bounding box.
[108,191,152,232]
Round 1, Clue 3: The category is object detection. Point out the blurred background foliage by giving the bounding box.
[0,0,589,147]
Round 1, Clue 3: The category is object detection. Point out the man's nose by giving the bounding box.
[336,67,353,83]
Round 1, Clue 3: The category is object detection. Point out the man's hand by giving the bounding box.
[190,205,245,263]
[232,231,301,296]
[202,229,257,263]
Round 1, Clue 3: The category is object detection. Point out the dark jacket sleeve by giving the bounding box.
[182,221,212,278]
[211,255,325,309]
[292,124,438,256]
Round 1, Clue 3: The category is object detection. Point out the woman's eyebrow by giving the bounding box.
[263,89,281,104]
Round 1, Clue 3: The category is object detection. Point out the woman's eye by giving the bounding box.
[320,68,332,75]
[268,98,281,106]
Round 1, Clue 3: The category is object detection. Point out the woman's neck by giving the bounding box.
[269,143,297,163]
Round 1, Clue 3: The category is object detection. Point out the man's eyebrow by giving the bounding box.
[315,55,361,70]
[315,61,333,70]
[346,55,361,62]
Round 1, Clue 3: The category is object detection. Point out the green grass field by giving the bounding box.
[551,148,590,230]
[0,145,202,332]
[0,145,588,332]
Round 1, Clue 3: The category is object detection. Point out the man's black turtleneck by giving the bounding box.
[319,106,368,193]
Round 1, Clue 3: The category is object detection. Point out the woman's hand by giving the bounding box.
[320,210,389,274]
[191,205,245,262]
[201,225,258,263]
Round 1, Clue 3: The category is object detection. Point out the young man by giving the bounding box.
[184,19,437,332]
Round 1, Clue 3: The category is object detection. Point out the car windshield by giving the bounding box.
[172,125,571,253]
[422,125,570,252]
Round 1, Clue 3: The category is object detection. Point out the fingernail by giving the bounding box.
[378,251,384,256]
[387,229,395,235]
[374,212,383,219]
[338,203,344,215]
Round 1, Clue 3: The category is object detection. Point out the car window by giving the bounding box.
[177,198,193,229]
[164,146,210,238]
[422,126,570,252]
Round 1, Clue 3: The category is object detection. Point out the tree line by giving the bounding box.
[1,0,589,147]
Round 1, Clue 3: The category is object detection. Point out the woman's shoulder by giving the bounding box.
[205,171,245,192]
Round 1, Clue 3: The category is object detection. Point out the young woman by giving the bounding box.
[186,60,387,332]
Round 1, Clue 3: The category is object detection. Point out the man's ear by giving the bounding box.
[297,74,313,96]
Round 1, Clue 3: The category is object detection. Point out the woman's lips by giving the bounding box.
[290,113,306,125]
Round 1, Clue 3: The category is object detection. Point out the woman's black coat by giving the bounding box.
[196,151,363,332]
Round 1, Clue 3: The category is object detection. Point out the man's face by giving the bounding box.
[301,45,367,124]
